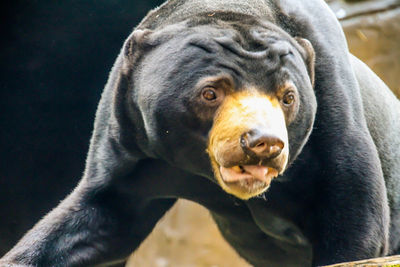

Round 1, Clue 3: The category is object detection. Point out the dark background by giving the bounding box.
[0,0,163,254]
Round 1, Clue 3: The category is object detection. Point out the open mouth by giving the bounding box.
[219,164,279,195]
[220,165,279,184]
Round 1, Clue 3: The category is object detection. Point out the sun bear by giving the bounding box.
[1,0,400,266]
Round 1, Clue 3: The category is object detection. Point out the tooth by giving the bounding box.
[268,168,279,178]
[232,166,242,173]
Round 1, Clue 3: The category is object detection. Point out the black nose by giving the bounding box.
[240,129,284,159]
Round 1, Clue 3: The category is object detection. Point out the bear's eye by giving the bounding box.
[282,92,295,106]
[202,87,217,101]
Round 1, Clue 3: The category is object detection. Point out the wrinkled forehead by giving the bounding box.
[138,20,307,91]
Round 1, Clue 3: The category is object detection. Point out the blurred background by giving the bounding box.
[0,0,399,266]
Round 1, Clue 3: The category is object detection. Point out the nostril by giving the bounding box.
[256,142,265,148]
[251,142,269,155]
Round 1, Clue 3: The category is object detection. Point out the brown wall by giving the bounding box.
[333,0,400,98]
[128,200,251,267]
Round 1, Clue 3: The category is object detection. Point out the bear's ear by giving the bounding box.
[123,29,153,61]
[295,37,315,88]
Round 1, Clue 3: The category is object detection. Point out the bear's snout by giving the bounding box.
[207,90,289,199]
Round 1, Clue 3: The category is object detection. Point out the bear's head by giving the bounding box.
[118,15,316,199]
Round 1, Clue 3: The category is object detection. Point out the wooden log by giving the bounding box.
[324,255,400,267]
